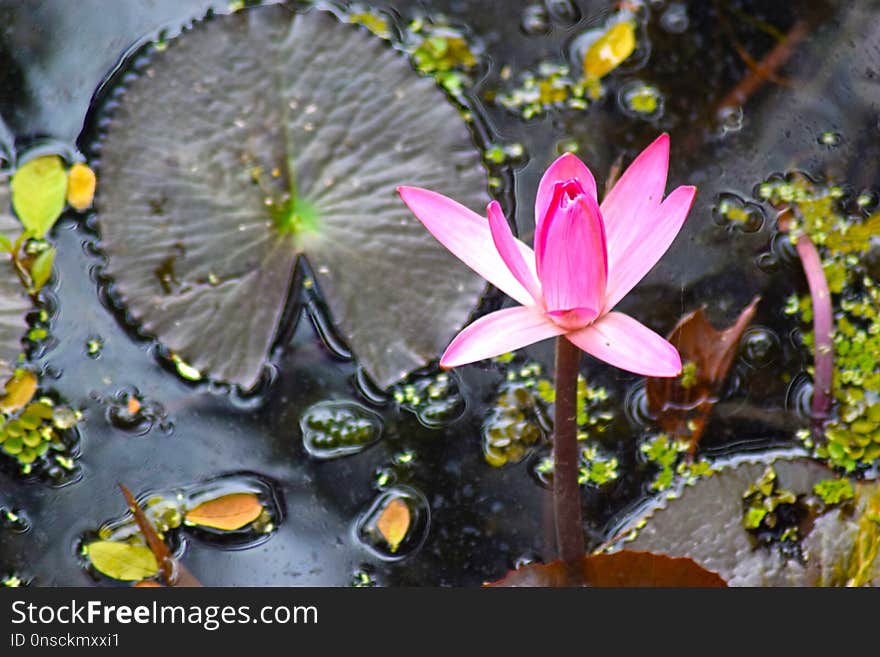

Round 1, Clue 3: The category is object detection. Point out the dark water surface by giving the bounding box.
[0,0,877,585]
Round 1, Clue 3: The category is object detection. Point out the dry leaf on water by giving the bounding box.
[0,370,38,414]
[376,498,411,553]
[184,492,264,531]
[646,296,760,453]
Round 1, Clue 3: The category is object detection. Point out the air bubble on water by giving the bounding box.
[355,486,429,561]
[716,105,744,134]
[660,2,689,33]
[713,193,765,233]
[624,380,654,428]
[84,335,104,359]
[300,400,383,460]
[785,373,815,421]
[521,3,550,35]
[739,327,780,368]
[544,0,580,25]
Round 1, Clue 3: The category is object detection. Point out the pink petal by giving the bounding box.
[603,185,696,311]
[534,183,607,321]
[398,186,536,306]
[440,305,566,368]
[601,134,670,268]
[566,311,682,376]
[487,201,543,306]
[535,152,598,227]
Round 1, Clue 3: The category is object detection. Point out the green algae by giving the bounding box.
[813,477,855,505]
[640,433,714,493]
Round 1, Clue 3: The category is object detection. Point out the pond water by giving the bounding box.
[0,0,878,586]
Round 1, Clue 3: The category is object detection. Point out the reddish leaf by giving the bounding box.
[646,296,760,453]
[118,483,202,587]
[486,551,727,587]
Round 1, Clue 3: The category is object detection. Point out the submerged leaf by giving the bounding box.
[604,454,880,587]
[487,551,726,587]
[184,492,263,531]
[376,497,411,553]
[10,155,68,238]
[95,6,488,389]
[86,541,159,581]
[66,162,96,211]
[646,297,760,451]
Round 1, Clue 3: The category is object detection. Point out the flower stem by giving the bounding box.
[553,336,585,564]
[795,235,833,429]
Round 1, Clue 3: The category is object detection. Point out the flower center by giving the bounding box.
[546,306,598,331]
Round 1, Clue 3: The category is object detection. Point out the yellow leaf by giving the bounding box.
[0,370,38,414]
[11,155,68,238]
[583,21,636,80]
[86,541,159,581]
[67,162,97,211]
[376,497,410,553]
[185,492,263,530]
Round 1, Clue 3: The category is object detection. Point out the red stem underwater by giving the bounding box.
[795,236,833,428]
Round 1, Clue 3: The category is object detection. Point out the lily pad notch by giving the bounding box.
[92,5,491,390]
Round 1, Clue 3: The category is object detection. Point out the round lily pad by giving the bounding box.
[0,174,31,379]
[94,5,489,390]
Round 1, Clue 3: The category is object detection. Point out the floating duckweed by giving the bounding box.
[85,336,103,358]
[170,353,202,381]
[580,20,637,80]
[484,360,612,467]
[350,566,377,587]
[640,433,687,491]
[403,19,479,98]
[483,142,526,166]
[1,573,25,587]
[346,6,393,40]
[0,388,80,480]
[497,63,594,119]
[713,193,765,233]
[1,506,29,533]
[578,446,619,486]
[300,400,382,459]
[760,175,880,472]
[818,131,841,147]
[813,478,855,505]
[741,466,805,556]
[392,370,464,428]
[617,81,663,119]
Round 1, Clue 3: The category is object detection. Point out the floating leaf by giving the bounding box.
[94,6,488,389]
[29,247,56,292]
[583,20,636,80]
[487,551,726,587]
[66,162,96,211]
[646,297,760,452]
[184,492,263,531]
[0,370,38,414]
[376,497,411,553]
[0,176,31,380]
[85,540,159,581]
[604,454,880,587]
[10,155,68,238]
[119,483,202,587]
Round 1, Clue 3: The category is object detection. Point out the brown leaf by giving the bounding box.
[184,492,263,531]
[118,483,202,587]
[376,497,411,553]
[646,296,760,452]
[486,551,727,587]
[0,369,37,414]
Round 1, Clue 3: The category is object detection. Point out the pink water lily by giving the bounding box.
[398,133,696,377]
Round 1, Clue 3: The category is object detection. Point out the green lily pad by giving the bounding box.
[94,6,488,390]
[0,174,31,379]
[604,452,880,586]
